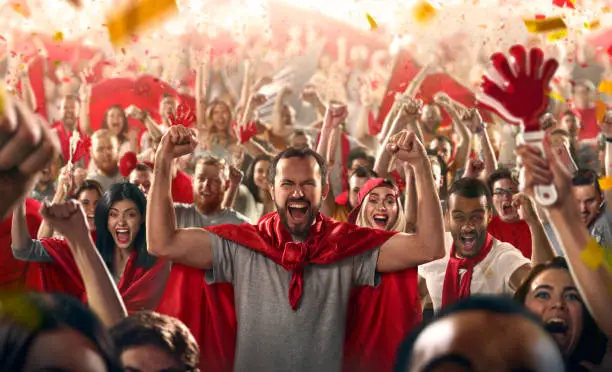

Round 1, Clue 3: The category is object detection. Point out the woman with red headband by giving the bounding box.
[344,177,422,372]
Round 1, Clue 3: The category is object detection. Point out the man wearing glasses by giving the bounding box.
[486,169,533,258]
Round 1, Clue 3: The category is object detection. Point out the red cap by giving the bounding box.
[347,178,399,224]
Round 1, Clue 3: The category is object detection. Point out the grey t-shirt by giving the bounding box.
[86,171,126,192]
[590,209,612,249]
[206,233,380,372]
[174,204,250,229]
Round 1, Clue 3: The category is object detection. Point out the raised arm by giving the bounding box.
[196,56,210,129]
[518,138,612,338]
[79,68,94,137]
[37,164,73,238]
[40,200,127,327]
[223,165,243,210]
[377,131,445,272]
[0,91,60,220]
[464,108,497,178]
[434,93,472,171]
[147,125,213,268]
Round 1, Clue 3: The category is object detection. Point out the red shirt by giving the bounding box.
[172,170,193,204]
[50,121,84,163]
[572,107,600,141]
[0,198,42,291]
[487,215,532,258]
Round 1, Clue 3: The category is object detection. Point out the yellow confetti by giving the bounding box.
[0,85,5,117]
[53,31,64,42]
[365,13,377,30]
[597,100,608,122]
[106,0,178,48]
[0,294,43,330]
[547,90,566,103]
[547,28,568,42]
[599,80,612,95]
[523,17,566,33]
[9,0,30,17]
[599,176,612,191]
[413,1,437,25]
[584,20,600,30]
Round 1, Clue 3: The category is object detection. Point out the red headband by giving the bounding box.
[347,178,399,224]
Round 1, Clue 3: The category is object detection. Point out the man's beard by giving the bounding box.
[195,193,223,215]
[275,197,321,241]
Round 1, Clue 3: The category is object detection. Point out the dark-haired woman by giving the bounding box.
[515,257,608,371]
[244,154,275,220]
[12,183,170,317]
[0,292,122,372]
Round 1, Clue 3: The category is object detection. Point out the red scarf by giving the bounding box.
[207,212,398,309]
[156,211,399,372]
[25,238,169,313]
[441,233,494,308]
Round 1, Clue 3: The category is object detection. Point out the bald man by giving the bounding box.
[395,296,566,372]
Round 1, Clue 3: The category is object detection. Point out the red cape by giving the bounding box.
[157,212,414,372]
[0,198,42,291]
[26,238,169,313]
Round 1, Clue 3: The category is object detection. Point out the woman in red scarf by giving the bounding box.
[344,178,422,372]
[11,182,169,313]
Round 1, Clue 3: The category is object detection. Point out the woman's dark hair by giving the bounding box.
[0,292,121,371]
[514,257,608,366]
[73,179,104,201]
[94,183,156,275]
[101,105,129,143]
[110,311,199,372]
[245,154,273,203]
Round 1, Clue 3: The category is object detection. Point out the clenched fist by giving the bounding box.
[156,125,198,161]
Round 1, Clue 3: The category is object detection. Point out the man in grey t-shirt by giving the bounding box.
[148,124,445,371]
[173,156,250,229]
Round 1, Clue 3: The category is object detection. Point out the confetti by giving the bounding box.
[9,0,31,17]
[53,31,64,42]
[365,13,378,30]
[523,16,566,33]
[552,0,575,9]
[412,1,436,25]
[547,90,566,102]
[584,20,600,30]
[547,28,568,42]
[599,81,612,95]
[580,238,604,270]
[106,0,179,48]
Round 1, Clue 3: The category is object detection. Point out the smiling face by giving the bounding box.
[271,156,327,240]
[105,107,126,137]
[210,102,231,132]
[107,199,143,250]
[429,139,452,164]
[60,95,79,129]
[492,178,520,222]
[448,194,491,258]
[361,187,399,230]
[92,135,119,175]
[78,189,101,231]
[159,96,176,122]
[129,169,152,197]
[253,160,271,190]
[524,268,584,357]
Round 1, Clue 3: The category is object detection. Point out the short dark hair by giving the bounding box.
[395,296,542,372]
[134,163,152,173]
[110,311,199,372]
[346,148,374,170]
[0,293,121,371]
[487,167,518,194]
[446,177,492,210]
[350,166,378,179]
[572,168,602,196]
[268,147,328,187]
[514,257,608,366]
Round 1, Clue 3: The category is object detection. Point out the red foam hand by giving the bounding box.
[119,152,138,177]
[168,103,196,127]
[232,121,258,144]
[72,136,91,162]
[477,45,559,131]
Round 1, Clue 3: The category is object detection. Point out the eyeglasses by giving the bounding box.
[493,188,518,197]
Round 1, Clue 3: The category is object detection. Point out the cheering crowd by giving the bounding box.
[1,18,612,372]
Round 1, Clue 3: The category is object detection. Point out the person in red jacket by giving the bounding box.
[486,168,533,258]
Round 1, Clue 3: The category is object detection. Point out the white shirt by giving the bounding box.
[418,238,529,312]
